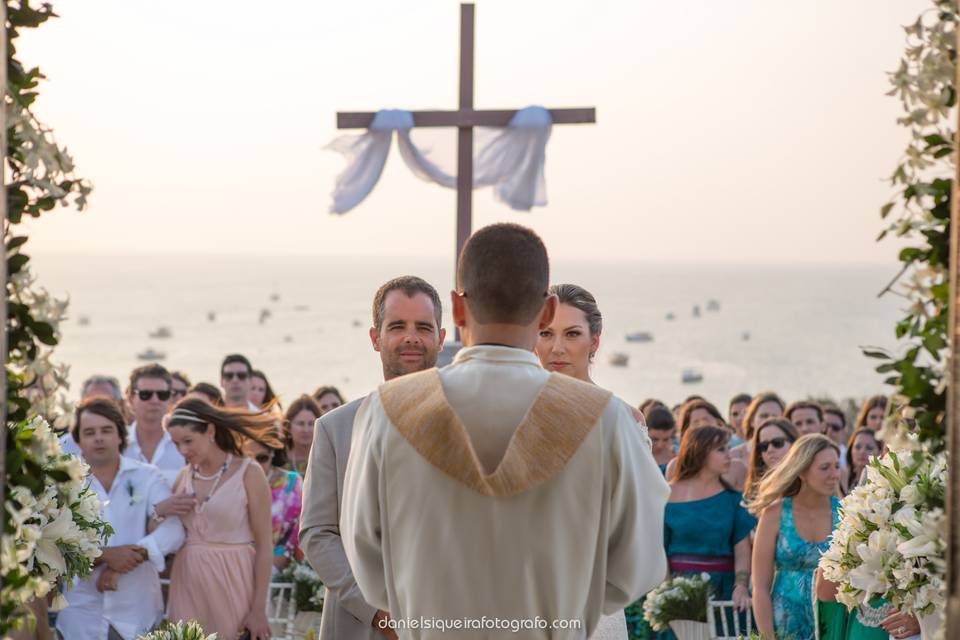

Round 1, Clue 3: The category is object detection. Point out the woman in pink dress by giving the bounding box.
[159,397,281,640]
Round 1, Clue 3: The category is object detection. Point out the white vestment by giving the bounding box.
[341,345,669,639]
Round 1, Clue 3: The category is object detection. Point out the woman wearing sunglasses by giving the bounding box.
[243,437,303,573]
[743,418,799,502]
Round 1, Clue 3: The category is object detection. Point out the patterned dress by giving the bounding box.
[269,468,304,561]
[772,496,840,640]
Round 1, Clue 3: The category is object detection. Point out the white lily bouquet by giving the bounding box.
[2,417,112,618]
[642,572,712,632]
[819,445,946,618]
[138,621,217,639]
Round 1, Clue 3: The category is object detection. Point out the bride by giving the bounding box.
[534,283,638,640]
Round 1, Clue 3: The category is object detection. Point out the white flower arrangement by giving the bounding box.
[642,572,712,632]
[2,416,112,618]
[276,558,325,612]
[819,445,946,617]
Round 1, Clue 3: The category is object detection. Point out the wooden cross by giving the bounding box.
[336,3,596,280]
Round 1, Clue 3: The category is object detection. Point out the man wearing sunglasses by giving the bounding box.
[220,353,257,410]
[125,364,184,486]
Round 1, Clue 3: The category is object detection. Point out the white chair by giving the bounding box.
[706,598,754,639]
[268,581,298,640]
[159,579,299,640]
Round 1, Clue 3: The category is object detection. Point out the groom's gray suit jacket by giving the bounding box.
[299,397,380,640]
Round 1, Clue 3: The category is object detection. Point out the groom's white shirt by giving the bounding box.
[341,345,669,638]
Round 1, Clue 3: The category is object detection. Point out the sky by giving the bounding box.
[17,0,931,265]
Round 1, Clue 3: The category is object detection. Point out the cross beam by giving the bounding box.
[335,3,596,289]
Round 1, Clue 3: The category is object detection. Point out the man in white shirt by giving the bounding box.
[341,224,669,639]
[57,397,185,640]
[59,374,126,457]
[124,364,185,486]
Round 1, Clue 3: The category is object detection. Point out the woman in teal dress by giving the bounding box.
[660,425,755,638]
[749,434,842,640]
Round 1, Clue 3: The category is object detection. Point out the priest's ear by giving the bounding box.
[537,294,558,331]
[451,290,468,328]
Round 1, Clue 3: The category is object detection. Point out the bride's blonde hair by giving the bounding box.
[747,434,839,516]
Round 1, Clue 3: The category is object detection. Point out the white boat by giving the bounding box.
[270,293,280,302]
[682,368,703,384]
[625,331,653,343]
[137,348,166,361]
[706,299,721,312]
[207,311,216,322]
[259,308,272,324]
[78,315,90,326]
[148,326,172,339]
[692,305,701,318]
[741,331,751,341]
[608,352,629,367]
[665,312,675,321]
[351,319,363,328]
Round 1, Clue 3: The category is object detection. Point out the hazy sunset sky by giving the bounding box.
[18,0,928,265]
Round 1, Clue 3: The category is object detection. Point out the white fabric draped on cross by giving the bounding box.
[326,106,553,214]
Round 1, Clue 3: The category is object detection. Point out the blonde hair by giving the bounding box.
[747,434,839,516]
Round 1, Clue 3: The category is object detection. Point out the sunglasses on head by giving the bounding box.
[758,437,789,454]
[134,389,172,401]
[254,453,271,464]
[223,371,249,381]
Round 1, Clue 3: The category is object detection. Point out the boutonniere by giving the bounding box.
[127,480,143,506]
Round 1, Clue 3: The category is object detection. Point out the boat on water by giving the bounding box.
[270,293,280,302]
[665,312,675,321]
[741,331,751,341]
[692,305,701,318]
[706,299,720,312]
[78,315,90,326]
[625,331,653,343]
[608,352,629,367]
[207,311,216,322]
[259,308,272,325]
[293,305,309,312]
[681,368,703,384]
[137,348,166,362]
[148,326,172,339]
[351,319,363,328]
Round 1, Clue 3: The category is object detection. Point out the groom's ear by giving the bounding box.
[538,294,558,330]
[369,326,382,352]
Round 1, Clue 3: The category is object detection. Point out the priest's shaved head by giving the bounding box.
[456,223,550,325]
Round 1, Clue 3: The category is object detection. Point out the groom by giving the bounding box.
[341,223,669,638]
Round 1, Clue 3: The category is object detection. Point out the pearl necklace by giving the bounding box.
[192,454,232,510]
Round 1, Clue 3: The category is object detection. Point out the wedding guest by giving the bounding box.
[664,426,754,614]
[743,418,799,501]
[56,397,185,640]
[750,434,841,640]
[822,405,849,464]
[855,395,887,432]
[639,398,666,419]
[81,374,124,401]
[728,393,751,444]
[125,364,184,486]
[842,428,881,494]
[249,370,279,409]
[534,282,635,638]
[243,438,303,572]
[666,399,746,490]
[188,382,224,406]
[165,398,280,640]
[647,406,677,473]
[221,353,255,410]
[170,371,191,402]
[677,398,726,436]
[730,392,786,465]
[312,385,346,415]
[284,394,323,475]
[785,400,825,436]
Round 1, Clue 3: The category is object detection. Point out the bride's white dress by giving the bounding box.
[590,611,628,640]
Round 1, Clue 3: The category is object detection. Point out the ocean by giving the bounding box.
[30,253,904,411]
